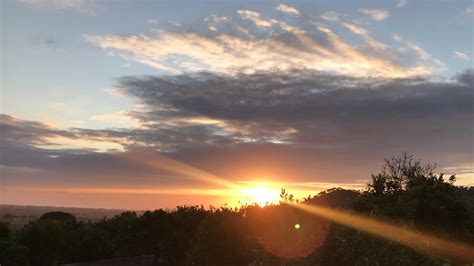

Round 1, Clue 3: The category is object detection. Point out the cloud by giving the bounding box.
[91,70,474,170]
[461,6,472,16]
[1,69,473,199]
[115,71,473,149]
[342,22,388,52]
[453,51,470,61]
[237,10,277,28]
[393,34,445,71]
[397,0,407,8]
[0,114,73,146]
[204,15,229,31]
[87,12,435,78]
[321,11,341,22]
[0,115,223,192]
[454,68,474,86]
[20,0,98,13]
[358,9,390,21]
[89,111,140,128]
[275,4,300,15]
[0,114,123,152]
[7,4,474,208]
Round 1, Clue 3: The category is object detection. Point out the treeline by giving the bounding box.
[1,154,473,265]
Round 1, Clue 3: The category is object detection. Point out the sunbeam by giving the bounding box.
[288,202,474,263]
[122,149,239,189]
[123,150,474,262]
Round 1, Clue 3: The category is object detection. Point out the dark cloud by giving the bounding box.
[454,68,474,86]
[0,115,206,188]
[0,114,74,146]
[1,70,473,188]
[117,70,473,155]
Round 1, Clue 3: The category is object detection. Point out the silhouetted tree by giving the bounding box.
[1,154,472,265]
[39,212,76,223]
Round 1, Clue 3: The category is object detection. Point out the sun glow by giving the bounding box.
[239,185,280,206]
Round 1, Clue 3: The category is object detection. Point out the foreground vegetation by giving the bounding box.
[1,154,473,265]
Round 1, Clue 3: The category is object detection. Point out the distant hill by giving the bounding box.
[0,204,137,230]
[39,211,77,223]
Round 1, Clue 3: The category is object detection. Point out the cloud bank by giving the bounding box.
[2,4,473,208]
[2,70,473,190]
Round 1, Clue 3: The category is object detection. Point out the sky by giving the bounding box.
[1,0,473,209]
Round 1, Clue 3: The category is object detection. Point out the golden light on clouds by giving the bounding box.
[36,135,124,152]
[88,31,431,78]
[86,7,440,78]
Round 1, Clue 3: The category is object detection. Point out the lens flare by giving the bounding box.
[119,150,474,262]
[246,204,331,259]
[288,202,474,263]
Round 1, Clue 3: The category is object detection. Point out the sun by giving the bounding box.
[240,186,280,206]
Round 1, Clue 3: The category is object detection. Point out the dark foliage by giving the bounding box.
[355,154,474,240]
[38,212,77,223]
[0,154,472,266]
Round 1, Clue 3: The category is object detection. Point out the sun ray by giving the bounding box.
[120,149,474,262]
[288,202,474,262]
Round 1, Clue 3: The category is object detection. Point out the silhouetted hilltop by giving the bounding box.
[39,212,77,223]
[306,188,360,209]
[1,155,473,266]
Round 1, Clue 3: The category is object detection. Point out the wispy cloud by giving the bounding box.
[342,22,388,52]
[20,0,98,13]
[461,6,472,16]
[453,51,470,61]
[0,114,123,152]
[321,11,342,21]
[205,15,229,32]
[238,10,277,28]
[393,34,445,71]
[86,8,435,78]
[397,0,407,8]
[275,4,300,15]
[359,9,390,21]
[89,111,140,128]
